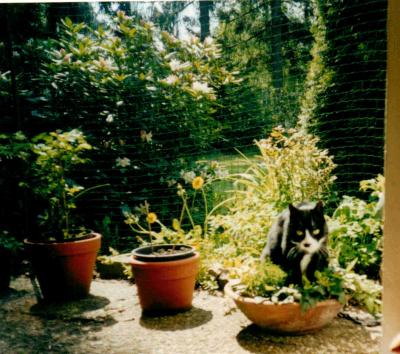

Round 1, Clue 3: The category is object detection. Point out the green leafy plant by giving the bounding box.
[328,175,384,279]
[338,267,382,315]
[22,129,107,241]
[206,126,336,259]
[95,216,120,254]
[0,131,33,242]
[235,260,288,299]
[190,128,342,305]
[34,13,241,226]
[299,268,346,311]
[231,259,346,311]
[123,173,212,254]
[190,128,381,314]
[0,131,31,161]
[0,230,23,252]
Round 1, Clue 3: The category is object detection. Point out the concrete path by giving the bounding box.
[0,277,381,354]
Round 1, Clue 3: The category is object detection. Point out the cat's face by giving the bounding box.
[288,202,327,255]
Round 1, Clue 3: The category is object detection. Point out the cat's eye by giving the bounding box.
[296,230,304,236]
[313,229,320,235]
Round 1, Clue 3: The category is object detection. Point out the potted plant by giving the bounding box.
[22,129,106,301]
[0,231,22,292]
[224,260,345,334]
[124,178,209,314]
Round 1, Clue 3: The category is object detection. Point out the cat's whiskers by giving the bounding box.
[317,246,329,258]
[287,246,298,260]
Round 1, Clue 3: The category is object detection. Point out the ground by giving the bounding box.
[0,277,381,354]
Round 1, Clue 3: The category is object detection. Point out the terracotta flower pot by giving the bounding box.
[24,233,101,301]
[225,283,342,335]
[131,245,200,313]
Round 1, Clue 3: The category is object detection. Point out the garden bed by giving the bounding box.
[0,276,381,354]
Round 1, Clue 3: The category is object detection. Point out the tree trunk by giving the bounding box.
[200,1,213,41]
[270,0,283,89]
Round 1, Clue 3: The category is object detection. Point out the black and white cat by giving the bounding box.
[260,201,329,285]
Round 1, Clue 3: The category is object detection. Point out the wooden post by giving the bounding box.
[383,0,400,352]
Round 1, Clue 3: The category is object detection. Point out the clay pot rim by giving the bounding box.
[224,281,340,308]
[131,244,196,262]
[131,251,200,267]
[24,232,101,246]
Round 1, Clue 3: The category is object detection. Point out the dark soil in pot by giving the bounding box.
[132,244,195,262]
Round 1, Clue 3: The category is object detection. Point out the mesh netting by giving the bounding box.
[0,0,386,250]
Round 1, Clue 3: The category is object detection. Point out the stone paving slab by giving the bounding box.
[0,277,381,354]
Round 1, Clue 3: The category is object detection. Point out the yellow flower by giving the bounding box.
[172,218,181,231]
[270,130,282,138]
[146,212,157,224]
[192,176,204,190]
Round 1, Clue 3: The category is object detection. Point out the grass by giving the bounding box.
[197,147,259,215]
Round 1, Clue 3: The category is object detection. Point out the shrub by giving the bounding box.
[328,175,384,279]
[0,132,32,239]
[33,13,241,229]
[207,126,336,255]
[192,127,337,292]
[236,260,288,298]
[16,130,108,241]
[231,259,346,311]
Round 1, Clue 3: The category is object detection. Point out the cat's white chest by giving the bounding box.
[300,254,312,274]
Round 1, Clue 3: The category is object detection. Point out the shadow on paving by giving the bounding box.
[0,289,117,354]
[0,287,30,304]
[0,278,381,354]
[236,319,380,354]
[30,294,111,319]
[236,324,307,353]
[140,306,213,331]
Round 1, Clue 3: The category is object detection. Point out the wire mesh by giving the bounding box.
[0,0,386,250]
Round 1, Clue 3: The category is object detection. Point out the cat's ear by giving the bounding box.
[314,200,324,213]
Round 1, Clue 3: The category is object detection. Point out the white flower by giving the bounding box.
[94,57,116,70]
[124,212,139,225]
[106,114,114,123]
[180,170,196,184]
[116,157,131,168]
[204,37,213,46]
[191,81,214,95]
[215,168,229,179]
[169,59,191,72]
[167,179,177,187]
[140,130,153,143]
[161,74,179,85]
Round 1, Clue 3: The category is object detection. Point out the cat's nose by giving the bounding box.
[303,243,311,248]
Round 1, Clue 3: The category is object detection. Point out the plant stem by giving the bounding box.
[179,192,195,229]
[183,197,196,229]
[144,202,154,253]
[201,188,208,236]
[61,176,69,238]
[128,224,156,236]
[148,222,153,253]
[72,183,110,200]
[191,190,197,210]
[179,199,186,225]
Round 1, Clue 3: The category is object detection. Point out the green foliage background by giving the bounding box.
[300,0,386,197]
[0,1,386,253]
